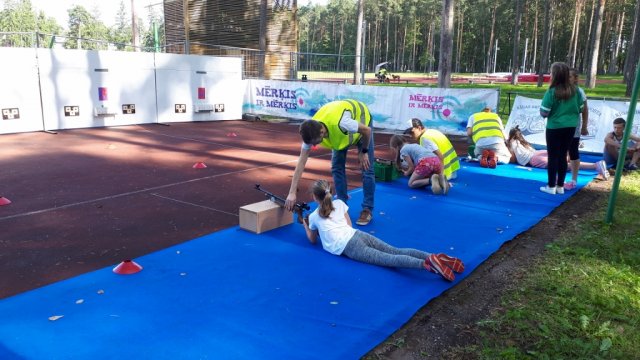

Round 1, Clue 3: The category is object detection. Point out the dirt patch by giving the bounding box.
[364,177,611,359]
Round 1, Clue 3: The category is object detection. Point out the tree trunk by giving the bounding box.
[597,5,612,74]
[581,0,595,72]
[623,0,640,96]
[585,0,605,88]
[608,11,623,74]
[412,20,417,71]
[532,0,538,73]
[438,0,455,88]
[537,0,553,87]
[337,17,344,72]
[385,12,389,61]
[485,3,497,73]
[570,0,584,68]
[401,23,407,71]
[354,0,363,84]
[511,0,523,85]
[456,5,464,73]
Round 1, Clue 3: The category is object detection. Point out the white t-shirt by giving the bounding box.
[508,139,535,166]
[308,199,356,255]
[301,111,359,150]
[467,113,505,147]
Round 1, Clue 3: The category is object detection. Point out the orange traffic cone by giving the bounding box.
[192,162,207,169]
[113,260,143,275]
[0,197,11,206]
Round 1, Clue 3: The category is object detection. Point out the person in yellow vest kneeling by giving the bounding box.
[466,107,511,168]
[285,99,375,226]
[405,118,460,181]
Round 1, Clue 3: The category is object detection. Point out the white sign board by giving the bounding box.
[243,79,499,135]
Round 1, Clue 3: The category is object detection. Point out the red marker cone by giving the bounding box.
[192,162,207,169]
[0,197,11,206]
[113,260,143,275]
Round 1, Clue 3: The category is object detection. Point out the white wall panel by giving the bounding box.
[38,49,157,131]
[154,53,243,123]
[0,48,44,134]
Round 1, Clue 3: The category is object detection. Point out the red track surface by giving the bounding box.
[0,120,470,299]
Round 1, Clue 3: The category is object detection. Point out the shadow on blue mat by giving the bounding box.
[0,160,600,359]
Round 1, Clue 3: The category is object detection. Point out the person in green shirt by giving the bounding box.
[538,62,585,195]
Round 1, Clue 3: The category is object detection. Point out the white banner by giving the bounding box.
[505,96,640,154]
[243,80,499,135]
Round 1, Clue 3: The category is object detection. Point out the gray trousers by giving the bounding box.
[341,230,430,269]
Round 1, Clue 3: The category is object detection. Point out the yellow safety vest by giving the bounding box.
[422,129,460,179]
[312,100,372,150]
[471,112,504,144]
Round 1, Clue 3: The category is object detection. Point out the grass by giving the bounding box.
[444,172,640,359]
[443,75,640,358]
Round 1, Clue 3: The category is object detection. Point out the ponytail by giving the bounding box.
[311,180,335,218]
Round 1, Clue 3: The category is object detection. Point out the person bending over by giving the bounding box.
[389,134,449,194]
[285,99,375,226]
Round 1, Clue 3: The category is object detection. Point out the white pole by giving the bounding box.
[493,39,498,73]
[522,38,529,72]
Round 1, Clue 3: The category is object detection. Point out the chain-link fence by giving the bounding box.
[1,31,366,83]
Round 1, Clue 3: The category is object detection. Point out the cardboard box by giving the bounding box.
[239,200,293,234]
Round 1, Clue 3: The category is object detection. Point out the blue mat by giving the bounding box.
[0,161,600,359]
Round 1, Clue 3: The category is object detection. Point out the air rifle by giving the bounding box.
[254,184,310,223]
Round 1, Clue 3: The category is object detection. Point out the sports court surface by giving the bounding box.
[0,121,599,359]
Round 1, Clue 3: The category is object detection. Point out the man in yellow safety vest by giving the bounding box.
[466,107,511,168]
[285,99,375,226]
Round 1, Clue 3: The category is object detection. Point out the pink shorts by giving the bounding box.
[414,157,443,177]
[529,150,548,168]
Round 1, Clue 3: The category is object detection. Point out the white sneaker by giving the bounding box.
[597,160,610,180]
[556,186,565,194]
[540,185,556,195]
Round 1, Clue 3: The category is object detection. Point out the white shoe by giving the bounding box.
[556,186,565,194]
[540,185,556,195]
[597,160,610,180]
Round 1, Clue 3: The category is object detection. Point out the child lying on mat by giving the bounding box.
[301,179,464,281]
[507,126,609,187]
[389,134,449,195]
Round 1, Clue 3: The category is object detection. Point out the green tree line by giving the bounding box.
[0,0,164,51]
[299,0,640,91]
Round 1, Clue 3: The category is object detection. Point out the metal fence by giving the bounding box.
[1,31,366,82]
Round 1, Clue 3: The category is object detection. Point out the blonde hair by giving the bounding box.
[310,180,334,218]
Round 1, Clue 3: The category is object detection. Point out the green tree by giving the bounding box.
[0,0,62,47]
[64,5,109,50]
[110,0,131,50]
